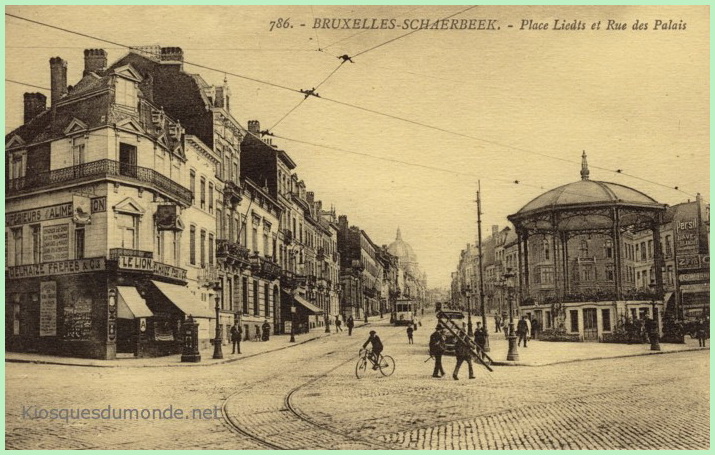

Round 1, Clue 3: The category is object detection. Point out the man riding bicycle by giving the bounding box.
[362,330,383,370]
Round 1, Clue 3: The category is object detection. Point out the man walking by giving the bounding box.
[517,316,529,347]
[494,313,501,333]
[453,336,475,380]
[230,321,242,354]
[261,320,271,341]
[406,325,414,344]
[474,321,486,360]
[346,315,355,336]
[429,326,446,378]
[531,317,540,340]
[335,315,343,332]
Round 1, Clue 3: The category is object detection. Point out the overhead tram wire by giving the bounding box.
[267,61,345,132]
[349,5,478,59]
[5,13,302,97]
[6,12,700,200]
[6,79,51,91]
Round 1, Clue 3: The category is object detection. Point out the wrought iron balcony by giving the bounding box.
[223,181,243,209]
[109,248,153,260]
[198,263,220,286]
[316,247,326,261]
[216,239,250,267]
[249,254,282,280]
[7,159,192,206]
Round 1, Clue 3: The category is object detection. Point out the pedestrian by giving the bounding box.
[474,321,486,360]
[335,315,343,332]
[429,326,446,378]
[453,336,475,380]
[230,321,242,354]
[261,320,271,341]
[347,316,355,336]
[531,317,540,340]
[406,325,414,344]
[517,316,528,347]
[696,318,708,347]
[494,314,502,333]
[525,317,532,340]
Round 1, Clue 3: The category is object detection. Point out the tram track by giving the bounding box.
[219,325,405,449]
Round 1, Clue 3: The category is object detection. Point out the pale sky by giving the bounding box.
[5,5,710,288]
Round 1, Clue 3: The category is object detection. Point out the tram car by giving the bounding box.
[393,298,415,325]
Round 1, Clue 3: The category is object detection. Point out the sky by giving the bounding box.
[5,5,710,288]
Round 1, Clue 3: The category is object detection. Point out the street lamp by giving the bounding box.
[462,285,473,337]
[212,281,223,360]
[503,269,519,361]
[290,287,297,343]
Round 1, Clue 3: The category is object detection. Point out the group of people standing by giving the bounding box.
[494,313,541,346]
[428,322,488,380]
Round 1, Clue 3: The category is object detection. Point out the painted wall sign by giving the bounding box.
[680,283,710,293]
[39,281,57,337]
[91,197,106,213]
[41,224,70,262]
[6,202,73,226]
[678,271,709,283]
[6,257,106,279]
[116,256,187,281]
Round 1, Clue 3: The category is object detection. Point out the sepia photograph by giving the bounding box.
[4,4,710,450]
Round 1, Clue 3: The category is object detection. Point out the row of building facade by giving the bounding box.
[5,46,426,359]
[451,154,709,342]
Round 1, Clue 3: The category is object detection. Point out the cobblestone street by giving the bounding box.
[6,319,710,450]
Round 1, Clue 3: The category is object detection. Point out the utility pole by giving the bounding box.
[477,181,490,352]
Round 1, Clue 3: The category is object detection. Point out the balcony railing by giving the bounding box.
[7,159,193,206]
[216,239,250,267]
[223,181,243,209]
[109,248,153,260]
[249,255,282,280]
[198,264,220,286]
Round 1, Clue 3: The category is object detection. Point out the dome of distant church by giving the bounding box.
[387,228,418,264]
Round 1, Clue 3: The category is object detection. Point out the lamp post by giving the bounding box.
[462,285,473,337]
[212,281,223,359]
[503,269,519,361]
[290,287,297,343]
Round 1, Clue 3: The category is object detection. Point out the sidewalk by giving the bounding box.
[4,319,375,368]
[482,332,707,367]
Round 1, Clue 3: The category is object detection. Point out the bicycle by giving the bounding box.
[355,348,395,379]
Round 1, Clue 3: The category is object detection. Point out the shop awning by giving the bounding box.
[151,280,214,318]
[117,286,153,319]
[293,294,324,314]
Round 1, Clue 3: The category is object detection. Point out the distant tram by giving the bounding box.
[393,298,415,325]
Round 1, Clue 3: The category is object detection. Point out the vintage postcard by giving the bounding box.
[4,4,709,450]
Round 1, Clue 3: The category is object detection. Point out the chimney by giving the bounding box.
[247,120,260,134]
[160,47,184,69]
[491,225,499,238]
[23,92,47,124]
[307,191,314,204]
[83,49,107,76]
[49,57,68,106]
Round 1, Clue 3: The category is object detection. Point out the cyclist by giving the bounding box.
[362,330,383,369]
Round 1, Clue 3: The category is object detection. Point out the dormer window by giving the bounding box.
[8,151,26,180]
[115,77,137,108]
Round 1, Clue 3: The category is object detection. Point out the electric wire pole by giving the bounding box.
[477,181,490,352]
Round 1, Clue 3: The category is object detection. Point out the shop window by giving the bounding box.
[31,225,41,264]
[569,310,579,333]
[75,227,85,260]
[12,227,23,266]
[601,309,611,332]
